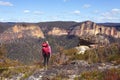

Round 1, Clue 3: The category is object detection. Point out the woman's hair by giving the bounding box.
[42,42,48,47]
[46,41,49,44]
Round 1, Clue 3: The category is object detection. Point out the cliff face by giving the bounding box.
[0,24,44,42]
[40,21,120,38]
[69,21,120,38]
[0,21,119,44]
[48,27,68,36]
[0,21,119,41]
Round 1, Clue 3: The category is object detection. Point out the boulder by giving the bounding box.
[75,45,90,54]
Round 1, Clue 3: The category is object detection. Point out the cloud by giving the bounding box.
[47,15,60,21]
[0,1,13,6]
[94,8,120,22]
[97,16,120,23]
[6,17,36,22]
[93,10,99,14]
[52,16,59,20]
[33,11,44,15]
[24,10,30,13]
[0,18,4,21]
[72,10,80,15]
[101,8,120,17]
[111,8,120,14]
[23,10,44,15]
[83,4,91,8]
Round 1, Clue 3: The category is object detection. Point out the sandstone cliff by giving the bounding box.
[39,21,120,39]
[0,24,44,42]
[48,27,68,36]
[69,21,120,38]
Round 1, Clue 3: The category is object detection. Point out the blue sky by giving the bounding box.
[0,0,120,23]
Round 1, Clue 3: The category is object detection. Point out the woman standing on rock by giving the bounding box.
[42,41,51,69]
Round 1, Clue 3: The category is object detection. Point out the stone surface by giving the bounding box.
[25,60,120,80]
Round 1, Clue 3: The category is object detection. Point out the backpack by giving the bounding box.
[42,43,50,55]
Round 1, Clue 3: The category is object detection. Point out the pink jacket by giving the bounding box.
[42,42,51,54]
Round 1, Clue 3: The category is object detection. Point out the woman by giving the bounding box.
[42,41,51,68]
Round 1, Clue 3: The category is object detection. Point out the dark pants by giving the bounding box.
[42,53,50,66]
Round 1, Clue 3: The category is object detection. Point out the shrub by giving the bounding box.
[63,48,77,56]
[63,42,120,64]
[80,70,104,80]
[77,68,120,80]
[84,49,99,63]
[0,44,7,57]
[103,68,120,80]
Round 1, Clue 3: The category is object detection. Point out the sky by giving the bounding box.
[0,0,120,23]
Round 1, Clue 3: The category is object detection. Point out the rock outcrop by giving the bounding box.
[4,60,120,80]
[69,21,120,38]
[75,45,90,54]
[48,27,68,36]
[0,24,44,43]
